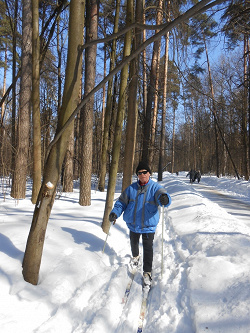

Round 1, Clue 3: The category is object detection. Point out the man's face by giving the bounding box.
[137,169,150,184]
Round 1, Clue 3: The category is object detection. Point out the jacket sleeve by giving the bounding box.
[110,189,129,218]
[155,185,171,207]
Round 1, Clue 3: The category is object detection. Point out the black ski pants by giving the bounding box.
[129,230,155,273]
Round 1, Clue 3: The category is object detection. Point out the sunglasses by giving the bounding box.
[137,170,148,175]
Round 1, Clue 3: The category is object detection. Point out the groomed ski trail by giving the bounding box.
[142,207,194,333]
[114,207,195,333]
[116,271,144,333]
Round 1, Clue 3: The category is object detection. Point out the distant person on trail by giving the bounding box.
[108,161,171,288]
[186,169,196,183]
[195,170,201,183]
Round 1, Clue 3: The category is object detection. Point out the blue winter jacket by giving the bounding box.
[110,178,171,233]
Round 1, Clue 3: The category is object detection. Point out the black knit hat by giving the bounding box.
[136,161,152,175]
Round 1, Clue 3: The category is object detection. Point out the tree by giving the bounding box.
[158,0,171,179]
[189,10,240,178]
[142,2,162,164]
[31,0,42,203]
[10,0,18,177]
[101,0,133,234]
[148,0,163,166]
[98,0,120,192]
[0,0,13,179]
[0,0,12,126]
[121,0,143,191]
[79,0,99,206]
[22,0,85,285]
[62,130,74,192]
[222,0,249,179]
[11,0,32,199]
[158,7,170,180]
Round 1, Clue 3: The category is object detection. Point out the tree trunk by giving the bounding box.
[248,39,250,179]
[0,45,8,174]
[63,130,74,192]
[11,0,18,176]
[98,0,120,192]
[121,0,143,191]
[149,0,163,166]
[102,0,133,234]
[1,44,7,124]
[31,0,42,204]
[22,0,85,285]
[11,0,32,199]
[57,13,62,110]
[99,40,107,174]
[171,108,176,173]
[79,0,98,206]
[158,1,170,181]
[242,35,249,180]
[142,2,147,115]
[142,1,162,164]
[192,97,196,170]
[74,112,81,180]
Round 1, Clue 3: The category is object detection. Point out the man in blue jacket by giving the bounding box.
[109,161,171,287]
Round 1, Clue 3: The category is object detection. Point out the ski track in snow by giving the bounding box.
[144,209,194,333]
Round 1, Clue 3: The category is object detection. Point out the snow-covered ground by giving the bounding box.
[0,172,250,333]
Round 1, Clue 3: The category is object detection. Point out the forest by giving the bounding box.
[0,0,249,284]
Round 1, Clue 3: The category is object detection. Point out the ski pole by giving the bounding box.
[161,205,164,278]
[102,222,112,253]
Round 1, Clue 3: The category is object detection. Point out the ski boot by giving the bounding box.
[129,255,140,274]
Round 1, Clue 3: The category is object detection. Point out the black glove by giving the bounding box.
[109,212,117,223]
[159,194,169,205]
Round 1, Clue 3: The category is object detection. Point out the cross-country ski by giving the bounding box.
[137,286,151,333]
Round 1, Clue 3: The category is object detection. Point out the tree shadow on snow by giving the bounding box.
[61,227,117,257]
[0,233,23,261]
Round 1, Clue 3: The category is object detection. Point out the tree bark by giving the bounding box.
[121,0,143,191]
[11,0,18,176]
[158,1,170,181]
[31,0,42,204]
[63,130,74,192]
[242,35,249,180]
[11,0,32,199]
[1,44,7,124]
[192,97,196,170]
[79,0,99,206]
[149,0,163,166]
[142,30,160,164]
[171,107,176,173]
[98,0,120,192]
[142,4,147,115]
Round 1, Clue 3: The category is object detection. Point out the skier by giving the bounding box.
[109,161,171,288]
[195,170,201,183]
[186,169,196,183]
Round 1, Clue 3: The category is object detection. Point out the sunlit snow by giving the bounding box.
[0,172,250,332]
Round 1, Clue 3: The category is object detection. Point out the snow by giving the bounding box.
[0,172,250,333]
